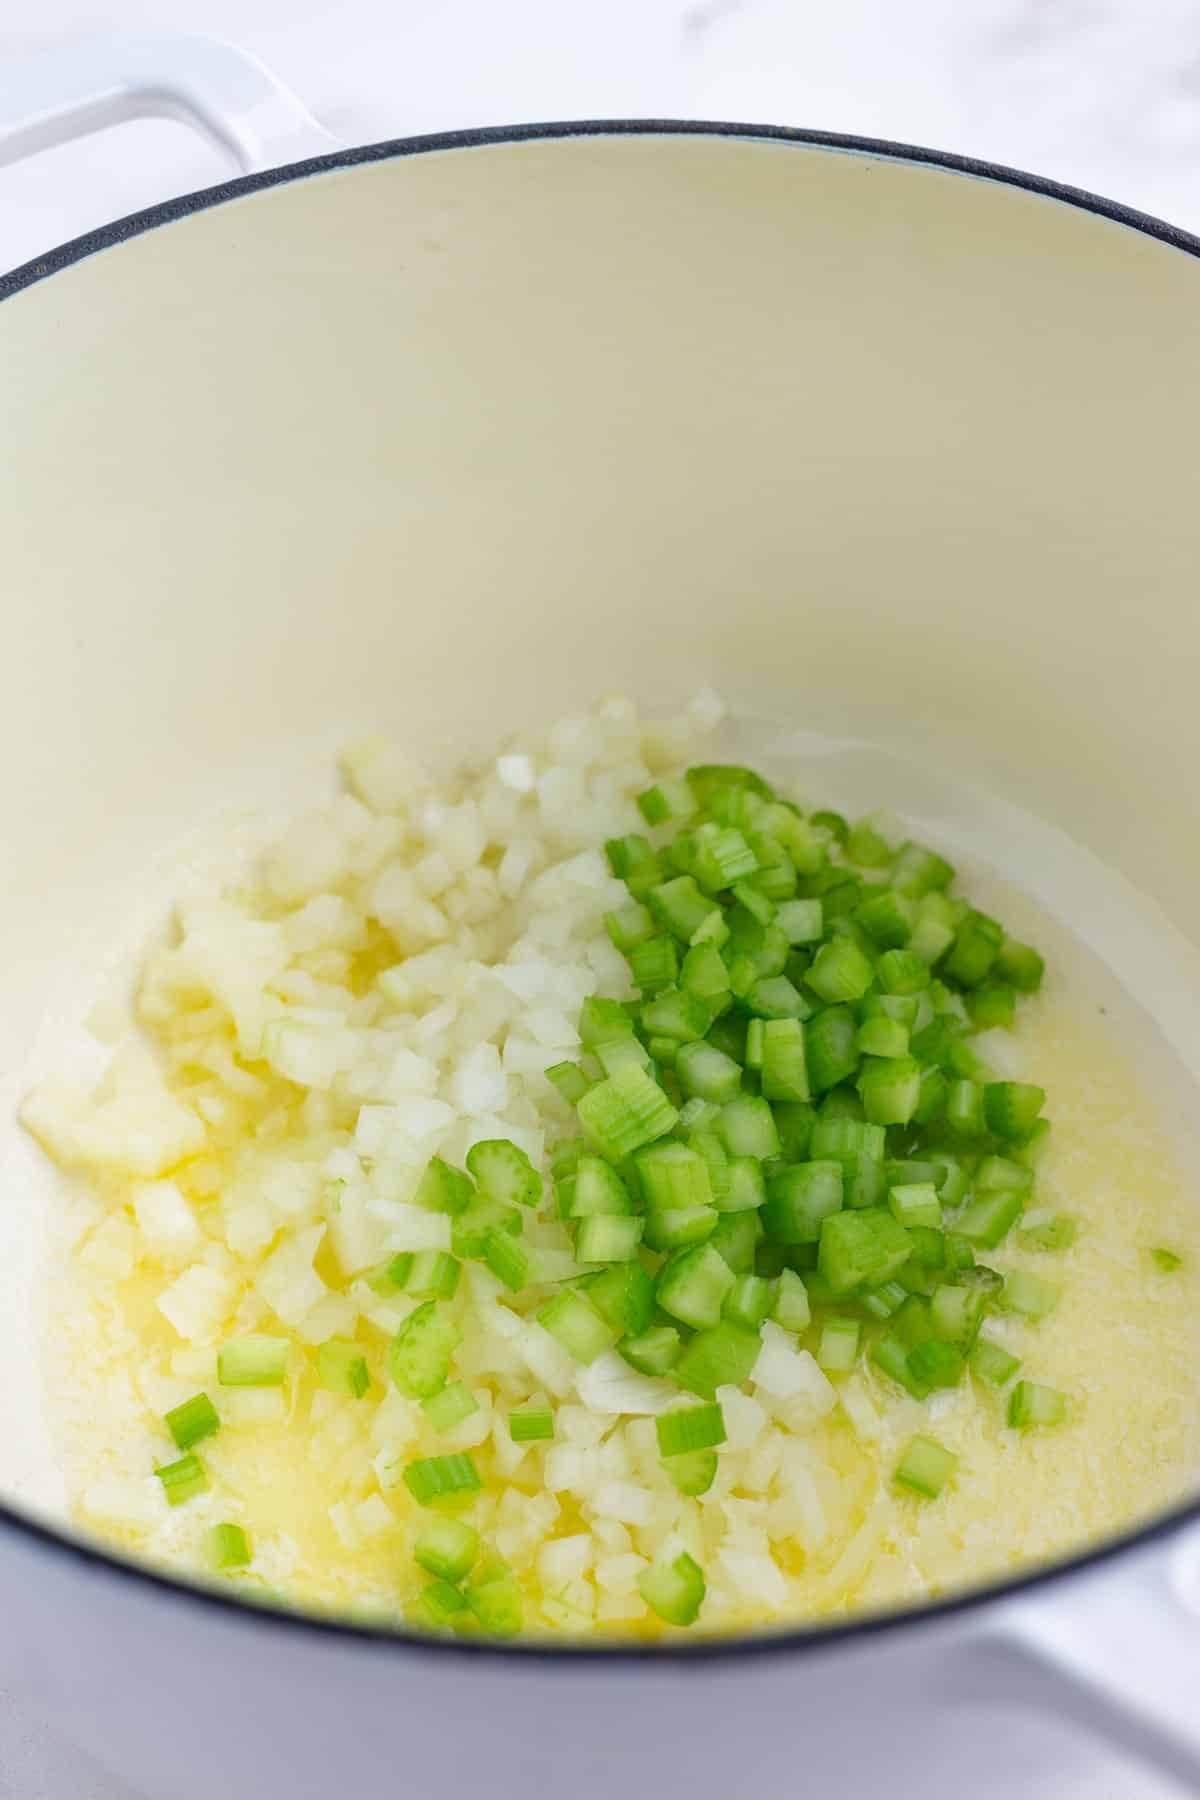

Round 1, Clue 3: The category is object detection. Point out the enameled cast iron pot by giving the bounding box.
[2,35,1200,1800]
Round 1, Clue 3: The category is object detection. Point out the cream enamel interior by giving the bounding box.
[2,130,1200,1547]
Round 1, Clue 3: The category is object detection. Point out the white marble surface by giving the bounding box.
[1,2,1199,1794]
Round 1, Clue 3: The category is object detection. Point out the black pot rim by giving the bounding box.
[3,115,1198,1665]
[7,114,1200,298]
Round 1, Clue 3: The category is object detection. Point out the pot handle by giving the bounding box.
[0,32,337,176]
[982,1522,1200,1790]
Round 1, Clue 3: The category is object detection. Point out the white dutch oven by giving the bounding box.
[1,34,1199,1800]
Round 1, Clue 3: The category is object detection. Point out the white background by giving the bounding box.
[1,2,1198,1793]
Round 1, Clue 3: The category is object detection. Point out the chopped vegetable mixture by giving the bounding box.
[23,695,1199,1638]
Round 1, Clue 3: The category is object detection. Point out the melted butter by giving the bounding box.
[51,981,1200,1635]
